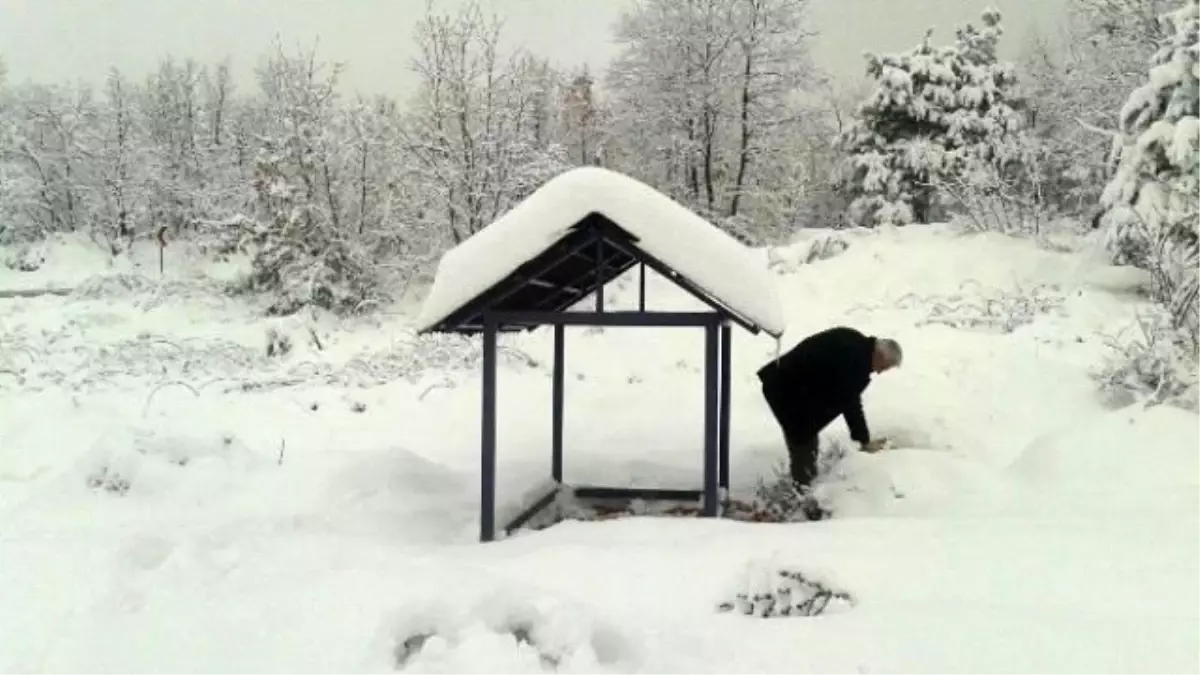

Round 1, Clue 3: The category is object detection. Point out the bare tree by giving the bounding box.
[606,0,819,237]
[404,0,568,244]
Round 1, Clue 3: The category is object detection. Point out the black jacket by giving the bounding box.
[757,326,876,444]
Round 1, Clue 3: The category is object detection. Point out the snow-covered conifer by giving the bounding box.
[1099,0,1200,263]
[840,9,1025,226]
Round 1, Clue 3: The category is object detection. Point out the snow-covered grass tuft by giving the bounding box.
[71,273,232,307]
[717,557,856,618]
[748,440,852,522]
[0,309,536,394]
[766,233,851,274]
[853,280,1066,333]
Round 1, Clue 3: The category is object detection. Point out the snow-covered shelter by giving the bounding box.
[416,167,784,542]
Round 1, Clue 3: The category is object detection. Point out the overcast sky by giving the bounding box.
[0,0,1069,97]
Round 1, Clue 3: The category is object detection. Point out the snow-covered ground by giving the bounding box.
[1,225,1196,673]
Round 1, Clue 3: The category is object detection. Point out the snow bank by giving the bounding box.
[812,447,1014,518]
[377,583,641,673]
[415,167,784,336]
[79,423,272,499]
[2,223,1197,673]
[1007,404,1200,508]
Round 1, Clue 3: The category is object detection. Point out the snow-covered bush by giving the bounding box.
[1099,211,1200,403]
[1017,0,1178,219]
[1094,308,1199,408]
[839,9,1027,227]
[240,138,378,317]
[750,440,850,521]
[1099,0,1199,347]
[766,234,850,274]
[2,243,45,272]
[717,559,856,618]
[935,132,1051,235]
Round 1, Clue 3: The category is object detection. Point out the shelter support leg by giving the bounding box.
[703,320,720,517]
[552,324,565,483]
[481,316,498,542]
[719,323,731,495]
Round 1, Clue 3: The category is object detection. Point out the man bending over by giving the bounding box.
[758,326,902,489]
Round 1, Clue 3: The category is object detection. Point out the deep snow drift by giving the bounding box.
[1,225,1196,673]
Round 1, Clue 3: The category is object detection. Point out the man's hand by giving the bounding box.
[860,437,889,454]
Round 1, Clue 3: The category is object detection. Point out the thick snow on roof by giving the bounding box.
[414,167,785,336]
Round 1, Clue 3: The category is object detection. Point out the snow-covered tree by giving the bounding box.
[1100,0,1198,340]
[839,9,1025,227]
[561,67,606,167]
[605,0,818,237]
[1,83,100,237]
[402,1,570,245]
[240,41,374,315]
[1016,0,1177,216]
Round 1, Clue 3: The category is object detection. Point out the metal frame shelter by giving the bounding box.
[419,213,773,542]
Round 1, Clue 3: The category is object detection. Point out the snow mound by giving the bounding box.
[812,446,1013,518]
[1082,264,1153,295]
[316,447,476,542]
[381,584,640,673]
[80,423,270,499]
[1007,404,1200,505]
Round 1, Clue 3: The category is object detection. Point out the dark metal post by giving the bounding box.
[594,235,605,312]
[480,315,498,542]
[638,261,646,312]
[719,322,732,493]
[551,323,564,482]
[703,318,720,517]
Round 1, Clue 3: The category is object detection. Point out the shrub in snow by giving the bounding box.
[766,234,850,274]
[751,464,820,522]
[1094,308,1199,409]
[3,243,45,272]
[750,441,849,522]
[838,9,1027,227]
[936,132,1052,235]
[717,558,856,618]
[264,326,293,359]
[239,141,378,316]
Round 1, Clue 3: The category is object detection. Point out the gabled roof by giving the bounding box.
[414,167,785,337]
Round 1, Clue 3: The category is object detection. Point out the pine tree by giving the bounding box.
[1100,0,1199,339]
[839,9,1024,227]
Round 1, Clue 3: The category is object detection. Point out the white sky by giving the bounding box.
[0,0,1068,97]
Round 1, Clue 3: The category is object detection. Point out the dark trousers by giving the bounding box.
[785,435,820,487]
[761,382,821,488]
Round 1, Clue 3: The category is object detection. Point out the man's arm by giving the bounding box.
[843,396,870,445]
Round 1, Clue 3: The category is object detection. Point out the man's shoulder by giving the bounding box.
[806,326,869,346]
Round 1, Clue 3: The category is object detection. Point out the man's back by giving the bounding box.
[758,326,874,400]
